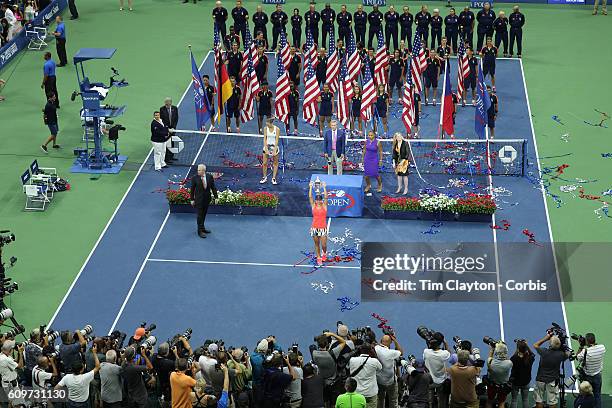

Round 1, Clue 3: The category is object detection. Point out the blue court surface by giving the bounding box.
[49,51,572,377]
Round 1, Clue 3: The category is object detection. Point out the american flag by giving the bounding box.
[279,30,291,71]
[456,37,469,100]
[401,75,415,132]
[275,48,291,124]
[346,30,361,84]
[360,56,376,122]
[213,23,222,124]
[374,29,389,86]
[240,48,260,123]
[325,29,339,92]
[410,35,426,94]
[303,30,317,84]
[240,29,259,82]
[337,57,351,128]
[303,56,320,126]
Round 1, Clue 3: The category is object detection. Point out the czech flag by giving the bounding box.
[441,59,455,137]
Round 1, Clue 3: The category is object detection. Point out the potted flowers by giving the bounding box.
[381,192,495,222]
[166,187,279,216]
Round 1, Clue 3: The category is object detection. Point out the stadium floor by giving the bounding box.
[0,0,610,396]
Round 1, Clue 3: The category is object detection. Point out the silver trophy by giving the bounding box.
[314,176,321,194]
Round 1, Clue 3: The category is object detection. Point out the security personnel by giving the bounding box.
[493,11,509,57]
[291,8,303,48]
[399,6,413,50]
[336,4,352,46]
[353,5,368,47]
[430,9,443,49]
[444,8,460,53]
[231,0,249,46]
[51,16,68,67]
[271,4,288,50]
[459,6,475,48]
[321,3,336,49]
[509,5,525,58]
[288,82,300,134]
[384,6,400,51]
[367,5,383,49]
[476,2,495,51]
[304,3,321,45]
[41,52,59,108]
[253,6,269,47]
[414,5,432,46]
[226,42,242,84]
[212,1,229,48]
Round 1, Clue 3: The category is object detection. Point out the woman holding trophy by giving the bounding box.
[308,177,328,265]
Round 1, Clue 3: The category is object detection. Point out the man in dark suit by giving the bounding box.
[160,98,179,163]
[323,120,346,175]
[190,164,219,238]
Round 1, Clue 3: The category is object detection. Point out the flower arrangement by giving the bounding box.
[166,187,191,204]
[216,189,242,206]
[381,193,496,215]
[165,187,279,208]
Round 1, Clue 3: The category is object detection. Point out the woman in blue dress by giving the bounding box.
[361,130,383,193]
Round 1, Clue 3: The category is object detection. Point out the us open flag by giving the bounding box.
[475,60,491,139]
[190,50,212,130]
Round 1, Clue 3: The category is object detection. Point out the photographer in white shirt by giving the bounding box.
[348,344,383,408]
[374,334,403,408]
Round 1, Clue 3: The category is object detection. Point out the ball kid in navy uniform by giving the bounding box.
[252,5,268,47]
[486,85,498,138]
[231,0,249,46]
[350,85,363,135]
[336,5,352,46]
[304,3,321,45]
[459,6,475,48]
[415,5,432,46]
[256,82,273,133]
[493,11,509,57]
[225,77,241,133]
[367,5,384,49]
[353,4,368,47]
[271,4,288,50]
[509,5,525,58]
[444,8,460,53]
[430,9,443,49]
[226,42,242,84]
[399,6,413,50]
[374,84,390,134]
[476,2,495,51]
[291,9,303,48]
[288,46,302,86]
[315,48,327,86]
[423,50,441,106]
[463,47,478,106]
[388,49,405,103]
[288,82,300,135]
[384,6,400,51]
[436,37,451,74]
[320,3,336,49]
[318,83,334,136]
[480,37,497,89]
[255,46,268,83]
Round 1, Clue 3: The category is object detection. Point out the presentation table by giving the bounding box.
[310,174,364,218]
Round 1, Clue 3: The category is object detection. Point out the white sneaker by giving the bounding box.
[272,178,278,185]
[432,99,437,106]
[472,99,476,106]
[260,176,268,184]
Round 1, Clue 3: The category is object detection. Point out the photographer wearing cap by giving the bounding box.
[374,334,403,408]
[55,343,101,407]
[59,329,87,374]
[122,345,153,408]
[348,343,382,408]
[485,342,513,408]
[170,358,198,408]
[262,353,298,408]
[309,331,346,406]
[575,333,606,408]
[32,355,59,391]
[401,359,431,408]
[533,334,571,408]
[422,332,450,408]
[227,348,252,408]
[24,328,48,386]
[0,340,25,405]
[509,340,535,408]
[447,350,480,408]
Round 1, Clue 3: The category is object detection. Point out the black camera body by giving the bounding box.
[483,336,499,347]
[0,232,15,247]
[417,326,444,349]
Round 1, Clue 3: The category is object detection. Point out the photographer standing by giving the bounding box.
[100,350,123,408]
[262,353,298,408]
[153,343,177,404]
[24,328,47,386]
[55,343,101,407]
[60,329,87,374]
[447,350,480,408]
[310,332,346,406]
[486,342,512,408]
[401,360,431,408]
[575,333,606,408]
[32,355,59,391]
[533,334,571,408]
[283,352,304,408]
[348,344,382,408]
[336,377,366,408]
[509,340,535,408]
[0,341,25,404]
[227,348,252,408]
[423,333,450,408]
[374,335,403,408]
[122,346,154,408]
[170,358,198,408]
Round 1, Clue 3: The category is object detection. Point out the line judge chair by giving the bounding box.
[25,24,48,50]
[21,169,51,211]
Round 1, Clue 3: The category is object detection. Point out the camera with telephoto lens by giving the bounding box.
[351,326,375,345]
[547,322,574,356]
[141,336,157,351]
[109,330,127,350]
[46,330,60,343]
[140,322,156,333]
[0,231,15,247]
[1,325,25,338]
[169,328,193,348]
[483,336,500,347]
[0,308,14,320]
[571,333,586,347]
[417,326,444,349]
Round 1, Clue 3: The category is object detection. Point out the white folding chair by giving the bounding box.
[29,160,56,200]
[25,25,48,50]
[21,170,50,211]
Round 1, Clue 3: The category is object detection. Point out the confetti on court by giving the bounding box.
[552,115,564,125]
[490,219,511,231]
[372,313,396,335]
[311,281,334,294]
[422,222,443,234]
[595,203,611,219]
[337,296,360,312]
[602,153,612,158]
[560,133,570,143]
[522,229,543,246]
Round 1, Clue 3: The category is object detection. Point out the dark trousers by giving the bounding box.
[585,373,602,408]
[430,28,442,49]
[68,0,78,17]
[415,27,428,45]
[306,26,318,45]
[368,26,382,49]
[385,26,398,50]
[196,203,210,232]
[476,29,492,51]
[56,37,67,65]
[509,28,522,55]
[446,30,458,53]
[44,76,59,106]
[400,26,412,48]
[495,30,508,55]
[461,28,473,48]
[272,26,284,50]
[338,26,350,45]
[292,27,301,48]
[235,24,248,46]
[355,27,366,46]
[102,403,123,408]
[218,22,228,48]
[321,25,333,48]
[254,26,268,45]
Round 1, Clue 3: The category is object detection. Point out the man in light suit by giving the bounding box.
[160,97,179,163]
[323,119,346,175]
[190,164,219,238]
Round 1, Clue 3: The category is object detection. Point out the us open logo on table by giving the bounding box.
[327,189,356,212]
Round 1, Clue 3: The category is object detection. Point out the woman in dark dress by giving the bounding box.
[256,82,273,133]
[317,83,333,136]
[291,8,303,49]
[374,84,389,135]
[350,85,363,135]
[388,49,405,103]
[392,132,410,195]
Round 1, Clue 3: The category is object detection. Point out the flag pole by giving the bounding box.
[438,59,447,139]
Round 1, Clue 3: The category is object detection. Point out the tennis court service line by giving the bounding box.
[148,258,359,270]
[47,51,213,328]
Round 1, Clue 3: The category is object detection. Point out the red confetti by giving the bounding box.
[578,187,602,201]
[522,229,543,246]
[490,219,511,231]
[551,164,569,179]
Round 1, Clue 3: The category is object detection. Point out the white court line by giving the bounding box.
[148,258,359,270]
[47,53,210,328]
[44,51,211,329]
[519,59,576,379]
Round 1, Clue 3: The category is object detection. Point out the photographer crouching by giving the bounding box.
[483,339,512,408]
[533,332,571,408]
[575,333,606,408]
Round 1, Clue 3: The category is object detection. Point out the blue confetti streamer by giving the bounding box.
[337,296,360,312]
[552,115,564,125]
[422,221,443,234]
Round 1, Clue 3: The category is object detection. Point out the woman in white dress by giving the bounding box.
[260,117,280,185]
